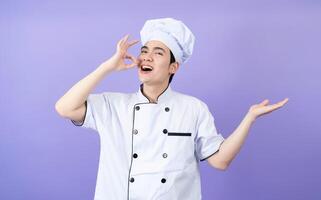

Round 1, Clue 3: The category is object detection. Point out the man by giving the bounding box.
[55,18,288,200]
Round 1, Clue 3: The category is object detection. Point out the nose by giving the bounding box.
[141,52,153,62]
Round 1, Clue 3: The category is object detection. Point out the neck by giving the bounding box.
[141,81,169,103]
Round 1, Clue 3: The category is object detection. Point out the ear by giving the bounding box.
[170,62,180,74]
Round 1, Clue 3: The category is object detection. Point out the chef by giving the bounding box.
[55,17,289,200]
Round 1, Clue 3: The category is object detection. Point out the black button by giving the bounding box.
[165,107,170,112]
[135,106,140,111]
[161,178,166,183]
[133,129,138,135]
[130,177,135,182]
[133,153,138,158]
[163,153,167,158]
[163,129,168,134]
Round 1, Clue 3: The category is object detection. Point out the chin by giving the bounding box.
[138,77,149,84]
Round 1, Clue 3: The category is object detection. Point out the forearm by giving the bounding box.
[217,112,256,167]
[55,57,117,115]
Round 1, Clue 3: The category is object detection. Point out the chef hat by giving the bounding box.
[140,17,195,64]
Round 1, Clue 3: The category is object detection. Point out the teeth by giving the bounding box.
[142,65,153,70]
[141,65,153,71]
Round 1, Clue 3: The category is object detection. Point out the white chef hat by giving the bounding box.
[140,17,195,64]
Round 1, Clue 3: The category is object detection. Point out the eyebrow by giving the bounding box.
[140,46,166,53]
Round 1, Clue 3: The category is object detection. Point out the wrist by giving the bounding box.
[245,111,257,123]
[97,60,115,75]
[102,56,118,71]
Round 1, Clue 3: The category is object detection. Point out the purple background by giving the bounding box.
[1,0,321,199]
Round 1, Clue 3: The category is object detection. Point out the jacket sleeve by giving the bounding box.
[195,100,225,162]
[70,93,106,132]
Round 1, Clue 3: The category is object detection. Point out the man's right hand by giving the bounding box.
[109,34,140,72]
[55,34,141,124]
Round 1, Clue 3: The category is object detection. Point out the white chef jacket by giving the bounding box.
[71,83,225,200]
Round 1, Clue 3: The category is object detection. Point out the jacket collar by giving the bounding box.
[137,83,173,104]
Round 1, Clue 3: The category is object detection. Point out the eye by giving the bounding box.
[141,50,147,53]
[156,52,163,56]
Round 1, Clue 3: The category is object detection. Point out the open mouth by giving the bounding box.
[140,65,153,72]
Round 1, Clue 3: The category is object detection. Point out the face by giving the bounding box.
[137,40,179,86]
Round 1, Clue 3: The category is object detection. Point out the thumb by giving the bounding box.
[259,99,269,106]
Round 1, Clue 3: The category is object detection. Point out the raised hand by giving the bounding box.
[248,98,289,120]
[111,34,140,71]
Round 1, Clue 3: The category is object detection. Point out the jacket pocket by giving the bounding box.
[167,132,191,136]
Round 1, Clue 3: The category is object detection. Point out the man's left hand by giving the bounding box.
[248,98,289,120]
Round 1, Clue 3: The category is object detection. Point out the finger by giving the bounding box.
[117,35,127,48]
[124,39,139,51]
[123,34,130,44]
[258,106,278,115]
[267,102,285,111]
[258,98,289,116]
[117,37,125,47]
[282,98,289,104]
[275,98,289,107]
[259,99,269,106]
[125,57,139,68]
[136,57,142,67]
[125,54,138,64]
[125,53,134,59]
[126,62,138,68]
[120,34,130,47]
[127,40,140,48]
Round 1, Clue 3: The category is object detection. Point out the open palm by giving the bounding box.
[248,98,289,119]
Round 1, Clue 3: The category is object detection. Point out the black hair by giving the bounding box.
[169,50,176,84]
